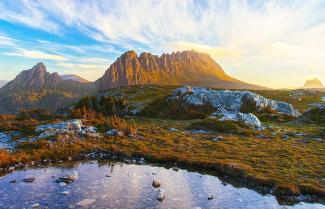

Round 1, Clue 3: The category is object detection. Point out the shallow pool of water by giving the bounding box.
[0,161,323,209]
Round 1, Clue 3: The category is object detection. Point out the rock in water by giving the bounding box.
[152,179,161,188]
[23,178,35,183]
[208,194,214,200]
[68,171,79,181]
[76,199,96,207]
[157,189,165,201]
[168,86,300,128]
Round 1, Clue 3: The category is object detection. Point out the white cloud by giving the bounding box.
[4,48,67,61]
[0,35,17,47]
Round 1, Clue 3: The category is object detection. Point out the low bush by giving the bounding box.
[71,96,128,119]
[140,97,214,120]
[16,109,52,121]
[186,118,255,135]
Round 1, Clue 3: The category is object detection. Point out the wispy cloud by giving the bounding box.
[3,48,67,61]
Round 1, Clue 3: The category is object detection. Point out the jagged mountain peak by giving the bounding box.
[97,50,264,91]
[302,78,324,89]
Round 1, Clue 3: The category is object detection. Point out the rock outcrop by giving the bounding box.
[169,86,300,128]
[97,50,266,91]
[36,120,99,139]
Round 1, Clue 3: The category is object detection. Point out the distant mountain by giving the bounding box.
[0,63,96,114]
[302,79,324,89]
[60,74,89,83]
[0,80,8,88]
[96,50,266,91]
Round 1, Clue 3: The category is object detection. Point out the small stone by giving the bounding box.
[59,182,67,187]
[31,203,40,208]
[157,189,165,201]
[172,167,179,172]
[282,135,290,140]
[152,179,161,188]
[105,175,111,177]
[208,194,213,200]
[62,191,70,195]
[212,136,223,142]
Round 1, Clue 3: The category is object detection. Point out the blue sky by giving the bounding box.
[0,0,325,88]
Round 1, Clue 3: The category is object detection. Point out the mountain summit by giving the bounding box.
[97,50,265,91]
[302,78,324,89]
[0,62,61,92]
[0,63,96,114]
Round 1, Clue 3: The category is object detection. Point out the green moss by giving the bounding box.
[187,118,255,135]
[140,97,214,119]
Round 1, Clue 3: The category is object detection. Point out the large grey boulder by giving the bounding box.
[169,86,300,128]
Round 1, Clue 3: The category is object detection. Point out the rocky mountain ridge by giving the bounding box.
[97,50,266,91]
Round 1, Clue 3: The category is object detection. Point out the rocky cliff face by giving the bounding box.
[97,50,265,91]
[302,79,324,89]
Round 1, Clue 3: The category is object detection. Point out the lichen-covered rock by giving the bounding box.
[36,119,100,138]
[169,86,300,128]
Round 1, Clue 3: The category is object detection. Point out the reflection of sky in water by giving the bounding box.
[0,161,324,209]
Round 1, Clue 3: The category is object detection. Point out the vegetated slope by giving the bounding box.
[96,50,266,91]
[0,63,96,114]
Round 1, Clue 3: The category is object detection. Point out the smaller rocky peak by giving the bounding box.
[302,78,324,89]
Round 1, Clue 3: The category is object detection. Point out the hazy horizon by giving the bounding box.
[0,0,324,88]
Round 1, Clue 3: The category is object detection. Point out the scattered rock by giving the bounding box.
[168,128,179,132]
[9,179,16,183]
[31,203,40,208]
[208,194,214,200]
[56,171,78,185]
[212,136,224,142]
[59,182,67,187]
[172,167,179,172]
[152,179,161,188]
[157,189,165,201]
[23,178,35,183]
[106,129,118,136]
[61,191,70,196]
[76,199,96,207]
[282,135,290,140]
